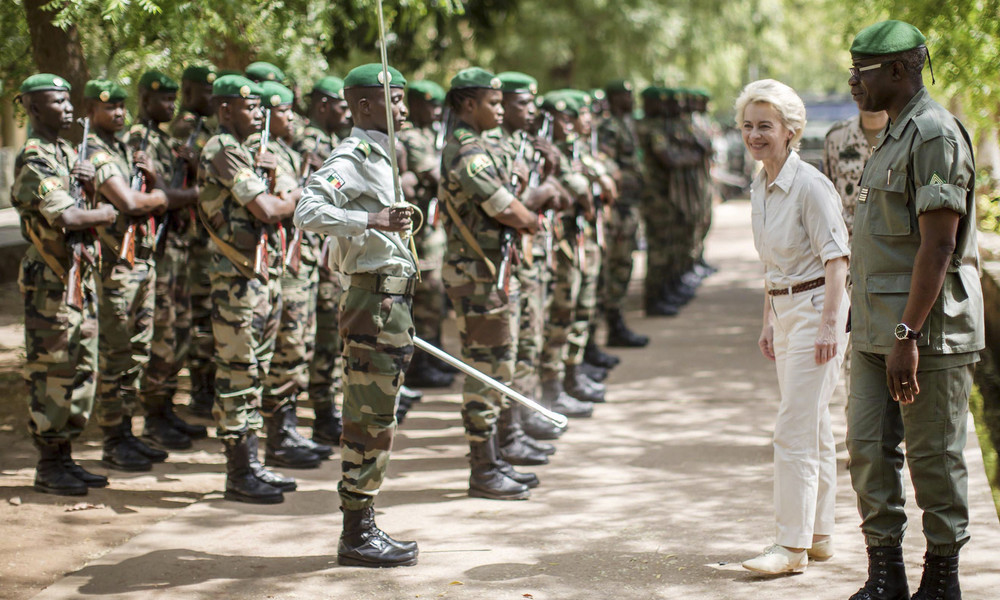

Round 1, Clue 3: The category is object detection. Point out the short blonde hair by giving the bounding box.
[734,79,807,150]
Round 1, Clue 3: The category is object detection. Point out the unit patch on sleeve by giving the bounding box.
[328,169,346,189]
[466,155,491,179]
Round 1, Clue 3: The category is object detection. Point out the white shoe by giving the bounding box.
[741,544,808,575]
[807,537,834,561]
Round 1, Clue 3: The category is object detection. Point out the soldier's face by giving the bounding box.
[574,109,593,137]
[469,89,503,131]
[323,96,351,130]
[552,112,574,141]
[502,92,535,131]
[185,82,213,114]
[27,90,74,131]
[408,97,440,128]
[231,97,264,139]
[741,101,794,162]
[91,101,126,133]
[849,56,891,112]
[146,92,176,122]
[270,103,295,139]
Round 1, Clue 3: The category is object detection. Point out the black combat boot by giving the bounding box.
[163,401,208,439]
[494,435,540,488]
[404,350,454,388]
[605,309,650,347]
[222,433,284,504]
[59,440,108,488]
[187,367,215,418]
[264,404,322,469]
[102,421,153,472]
[142,406,193,450]
[246,431,297,492]
[521,401,567,440]
[645,292,680,317]
[578,361,608,382]
[312,403,343,446]
[338,506,419,567]
[279,403,333,458]
[849,546,909,600]
[911,552,961,600]
[32,437,88,496]
[121,417,168,462]
[516,406,556,455]
[565,364,606,404]
[541,378,593,418]
[584,338,620,369]
[497,406,549,466]
[468,438,531,500]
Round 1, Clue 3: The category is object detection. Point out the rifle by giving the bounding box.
[65,118,91,310]
[283,157,313,276]
[253,109,274,282]
[571,139,587,269]
[495,135,528,303]
[119,122,153,268]
[589,127,606,249]
[156,116,203,256]
[531,114,557,268]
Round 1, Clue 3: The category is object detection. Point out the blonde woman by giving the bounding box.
[737,79,850,575]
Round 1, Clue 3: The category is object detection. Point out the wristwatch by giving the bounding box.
[894,323,922,341]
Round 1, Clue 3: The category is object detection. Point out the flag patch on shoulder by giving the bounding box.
[928,172,946,185]
[328,170,346,189]
[466,155,491,178]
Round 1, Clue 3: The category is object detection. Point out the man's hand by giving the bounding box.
[368,205,413,232]
[886,340,920,404]
[134,151,158,188]
[254,151,278,173]
[72,161,96,193]
[96,203,117,226]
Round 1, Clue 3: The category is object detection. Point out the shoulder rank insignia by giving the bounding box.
[455,130,475,144]
[356,140,371,158]
[233,168,256,186]
[38,177,64,197]
[928,172,946,186]
[466,154,492,179]
[89,151,113,168]
[23,142,42,154]
[327,169,346,189]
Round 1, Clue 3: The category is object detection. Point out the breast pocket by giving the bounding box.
[865,172,913,237]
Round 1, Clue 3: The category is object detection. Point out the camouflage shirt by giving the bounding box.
[597,114,643,198]
[824,116,872,236]
[87,132,157,253]
[168,109,216,150]
[397,124,440,211]
[293,124,336,164]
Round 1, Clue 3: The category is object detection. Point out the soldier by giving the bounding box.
[597,79,649,348]
[12,74,116,495]
[245,61,286,84]
[127,70,207,450]
[823,108,888,239]
[250,80,331,470]
[169,65,219,418]
[397,79,453,388]
[675,88,712,295]
[83,80,171,472]
[439,67,540,501]
[846,21,983,600]
[294,63,419,567]
[687,88,717,278]
[198,74,298,503]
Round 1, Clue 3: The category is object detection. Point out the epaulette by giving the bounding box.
[22,141,42,156]
[455,129,475,145]
[333,137,371,161]
[912,106,951,143]
[825,118,853,137]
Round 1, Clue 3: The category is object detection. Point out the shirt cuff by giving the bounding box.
[342,210,369,236]
[231,168,269,206]
[915,184,967,216]
[481,187,516,217]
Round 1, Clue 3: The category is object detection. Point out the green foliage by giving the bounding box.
[970,384,1000,519]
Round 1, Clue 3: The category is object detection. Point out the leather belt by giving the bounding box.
[350,272,416,296]
[768,276,825,296]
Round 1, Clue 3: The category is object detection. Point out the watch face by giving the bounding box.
[894,323,908,340]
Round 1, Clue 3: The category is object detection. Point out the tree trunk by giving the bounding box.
[22,0,90,143]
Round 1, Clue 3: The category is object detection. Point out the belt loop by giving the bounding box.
[788,285,793,296]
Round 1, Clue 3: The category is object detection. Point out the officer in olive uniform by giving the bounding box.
[845,21,984,600]
[198,75,299,504]
[294,63,419,568]
[12,74,116,495]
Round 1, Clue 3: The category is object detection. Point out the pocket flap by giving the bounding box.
[867,171,907,193]
[866,272,911,293]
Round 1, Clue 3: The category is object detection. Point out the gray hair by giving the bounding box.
[734,79,807,150]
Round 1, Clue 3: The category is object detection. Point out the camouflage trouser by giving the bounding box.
[309,263,343,412]
[539,241,580,382]
[641,188,681,295]
[20,258,99,440]
[209,257,281,438]
[262,259,319,413]
[142,238,192,410]
[514,254,546,396]
[187,232,215,386]
[96,255,156,427]
[567,233,602,366]
[338,285,414,510]
[412,224,447,340]
[443,258,519,441]
[602,202,641,312]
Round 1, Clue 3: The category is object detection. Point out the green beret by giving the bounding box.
[449,67,501,91]
[260,81,293,108]
[313,76,345,98]
[605,79,633,95]
[343,64,406,89]
[691,88,711,99]
[181,65,217,85]
[84,79,127,103]
[138,70,179,93]
[212,74,262,99]
[496,71,538,95]
[407,80,446,103]
[851,20,927,56]
[557,89,592,111]
[19,73,71,95]
[640,86,661,100]
[245,61,286,83]
[541,91,580,117]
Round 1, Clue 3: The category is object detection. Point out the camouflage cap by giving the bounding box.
[245,61,286,83]
[138,70,179,93]
[313,76,345,98]
[261,81,294,108]
[851,20,927,56]
[450,67,501,91]
[605,79,633,95]
[407,80,446,103]
[343,63,406,88]
[84,79,127,103]
[181,65,217,84]
[496,71,538,95]
[19,73,71,94]
[212,74,262,99]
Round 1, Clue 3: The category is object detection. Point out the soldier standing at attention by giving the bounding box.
[845,21,983,600]
[294,63,419,567]
[824,108,888,239]
[170,65,219,418]
[84,80,171,472]
[199,75,298,504]
[127,70,207,450]
[13,74,116,495]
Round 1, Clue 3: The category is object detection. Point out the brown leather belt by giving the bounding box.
[350,272,416,296]
[768,277,825,296]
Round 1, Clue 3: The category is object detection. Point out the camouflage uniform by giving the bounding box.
[597,113,643,311]
[197,128,283,438]
[823,115,872,239]
[690,110,715,261]
[676,115,708,274]
[637,114,687,297]
[294,127,418,511]
[88,133,157,428]
[13,136,99,440]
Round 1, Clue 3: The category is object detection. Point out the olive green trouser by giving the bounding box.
[847,350,975,556]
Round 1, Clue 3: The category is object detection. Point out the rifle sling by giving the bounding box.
[196,206,263,282]
[443,197,497,280]
[26,225,68,284]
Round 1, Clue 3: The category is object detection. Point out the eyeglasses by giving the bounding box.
[849,63,885,78]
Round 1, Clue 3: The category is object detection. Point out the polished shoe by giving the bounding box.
[58,440,108,488]
[849,546,909,600]
[497,406,549,466]
[541,378,593,418]
[264,404,322,469]
[222,433,284,504]
[121,418,168,462]
[578,361,608,382]
[246,432,297,492]
[101,422,153,472]
[187,367,216,418]
[468,438,531,500]
[741,544,807,575]
[274,401,333,458]
[163,403,208,439]
[33,437,88,496]
[142,410,193,450]
[405,350,454,388]
[911,552,961,600]
[338,507,418,567]
[808,537,834,561]
[521,405,567,439]
[583,340,619,369]
[565,365,605,404]
[605,309,650,348]
[312,403,343,445]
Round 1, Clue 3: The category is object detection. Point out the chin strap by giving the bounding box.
[925,45,935,85]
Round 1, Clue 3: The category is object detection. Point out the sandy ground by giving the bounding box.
[2,201,1000,600]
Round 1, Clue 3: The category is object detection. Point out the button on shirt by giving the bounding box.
[750,151,850,289]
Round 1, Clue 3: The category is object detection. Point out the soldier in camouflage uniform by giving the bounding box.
[250,81,332,470]
[823,109,887,239]
[294,76,350,445]
[13,74,117,496]
[440,67,541,501]
[126,70,206,451]
[169,65,219,418]
[397,79,453,388]
[688,89,717,276]
[199,75,299,504]
[83,80,171,472]
[294,63,419,568]
[675,89,711,292]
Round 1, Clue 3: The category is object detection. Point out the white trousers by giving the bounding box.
[770,287,848,549]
